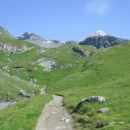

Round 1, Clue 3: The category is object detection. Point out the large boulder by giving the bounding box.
[74,96,108,112]
[86,96,107,103]
[96,107,109,113]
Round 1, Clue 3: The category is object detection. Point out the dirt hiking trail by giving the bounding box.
[36,95,74,130]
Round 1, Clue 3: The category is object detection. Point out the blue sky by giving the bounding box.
[0,0,130,41]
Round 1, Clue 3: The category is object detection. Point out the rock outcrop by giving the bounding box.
[37,58,56,72]
[72,46,90,57]
[18,90,33,98]
[0,43,31,54]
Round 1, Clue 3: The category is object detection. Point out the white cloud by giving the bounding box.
[85,0,110,16]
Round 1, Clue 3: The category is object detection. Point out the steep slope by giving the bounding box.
[0,71,39,101]
[80,30,130,48]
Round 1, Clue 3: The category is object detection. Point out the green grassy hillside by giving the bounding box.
[0,95,51,130]
[0,37,96,86]
[47,43,130,129]
[1,34,130,130]
[0,71,39,101]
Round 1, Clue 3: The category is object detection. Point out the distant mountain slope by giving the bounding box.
[0,26,14,38]
[17,32,61,48]
[80,30,130,48]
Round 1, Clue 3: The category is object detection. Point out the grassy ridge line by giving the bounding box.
[0,95,52,130]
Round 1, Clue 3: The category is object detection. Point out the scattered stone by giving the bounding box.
[86,96,107,103]
[18,90,31,98]
[96,107,109,113]
[40,86,46,95]
[119,122,125,124]
[35,95,74,130]
[2,65,9,72]
[65,118,71,123]
[108,122,115,126]
[30,78,37,83]
[13,66,23,69]
[60,118,71,123]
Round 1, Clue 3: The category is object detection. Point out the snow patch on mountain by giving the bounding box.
[88,30,107,37]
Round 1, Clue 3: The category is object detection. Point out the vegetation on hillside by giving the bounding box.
[0,34,130,129]
[48,44,130,129]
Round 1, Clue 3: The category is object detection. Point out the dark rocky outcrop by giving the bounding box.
[72,47,90,57]
[18,90,32,98]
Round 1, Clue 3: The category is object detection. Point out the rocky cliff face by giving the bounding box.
[79,30,130,49]
[17,32,61,49]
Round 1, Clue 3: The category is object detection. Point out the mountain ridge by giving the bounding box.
[17,32,62,48]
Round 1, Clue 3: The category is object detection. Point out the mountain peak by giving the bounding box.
[18,32,43,40]
[17,32,61,48]
[80,30,129,49]
[89,30,107,37]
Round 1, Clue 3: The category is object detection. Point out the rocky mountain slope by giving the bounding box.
[17,32,61,48]
[80,30,130,48]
